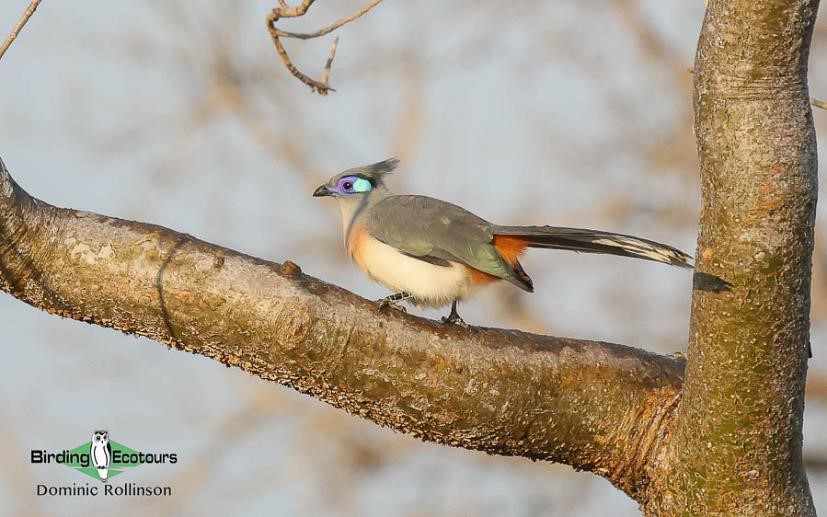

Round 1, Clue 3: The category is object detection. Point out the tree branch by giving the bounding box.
[0,0,43,61]
[265,0,385,95]
[0,156,684,499]
[648,0,819,514]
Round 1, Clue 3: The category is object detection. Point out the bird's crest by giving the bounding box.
[341,158,399,185]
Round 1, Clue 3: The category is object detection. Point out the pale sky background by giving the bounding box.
[0,1,826,516]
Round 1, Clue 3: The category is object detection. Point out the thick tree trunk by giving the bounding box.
[642,0,819,514]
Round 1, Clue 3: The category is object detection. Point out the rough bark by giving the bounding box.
[0,159,684,499]
[643,0,819,515]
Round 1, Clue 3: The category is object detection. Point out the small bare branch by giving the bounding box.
[266,0,385,95]
[0,0,43,61]
[321,36,339,86]
[276,0,384,40]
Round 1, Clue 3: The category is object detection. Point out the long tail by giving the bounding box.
[492,225,694,268]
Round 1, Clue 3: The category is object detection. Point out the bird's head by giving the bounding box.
[312,158,398,202]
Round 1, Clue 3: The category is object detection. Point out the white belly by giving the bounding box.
[352,234,476,308]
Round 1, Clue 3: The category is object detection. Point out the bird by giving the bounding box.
[313,158,693,327]
[90,430,112,482]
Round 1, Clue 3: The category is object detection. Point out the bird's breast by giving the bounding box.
[347,228,479,308]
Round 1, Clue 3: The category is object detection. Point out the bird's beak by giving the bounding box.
[313,184,332,197]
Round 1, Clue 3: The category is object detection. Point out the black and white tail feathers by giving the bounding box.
[493,226,694,268]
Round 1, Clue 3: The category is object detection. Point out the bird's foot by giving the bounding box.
[441,301,469,328]
[378,299,407,313]
[441,313,469,328]
[376,293,412,313]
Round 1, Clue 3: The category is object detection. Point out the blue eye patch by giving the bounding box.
[338,176,373,193]
[351,177,373,192]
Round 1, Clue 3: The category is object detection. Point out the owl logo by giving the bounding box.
[90,430,112,482]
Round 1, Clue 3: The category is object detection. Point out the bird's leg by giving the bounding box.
[376,292,412,313]
[441,300,469,328]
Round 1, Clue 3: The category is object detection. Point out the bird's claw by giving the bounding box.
[376,295,408,313]
[441,314,469,329]
[441,300,469,328]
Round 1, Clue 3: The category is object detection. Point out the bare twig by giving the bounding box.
[275,0,385,40]
[266,0,385,95]
[0,0,43,61]
[320,36,338,85]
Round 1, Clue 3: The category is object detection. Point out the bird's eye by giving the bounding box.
[342,181,353,190]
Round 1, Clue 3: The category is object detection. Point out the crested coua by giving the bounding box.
[313,158,693,326]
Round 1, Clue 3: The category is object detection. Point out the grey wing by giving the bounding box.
[365,195,517,281]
